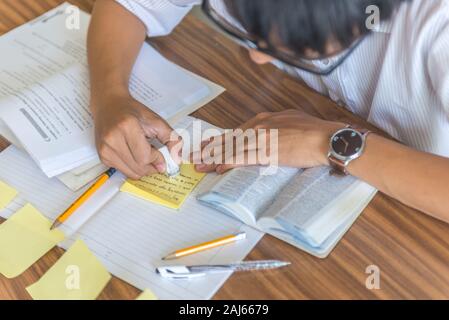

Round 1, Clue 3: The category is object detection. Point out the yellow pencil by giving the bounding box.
[50,168,117,230]
[162,232,247,260]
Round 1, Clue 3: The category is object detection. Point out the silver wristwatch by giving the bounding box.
[327,125,371,176]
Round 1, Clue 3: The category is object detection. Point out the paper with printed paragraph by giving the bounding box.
[120,164,206,209]
[136,289,158,300]
[0,204,65,278]
[26,239,111,300]
[0,180,18,210]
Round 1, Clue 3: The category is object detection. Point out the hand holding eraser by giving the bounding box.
[158,145,180,177]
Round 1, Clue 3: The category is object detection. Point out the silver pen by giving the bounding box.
[156,260,291,279]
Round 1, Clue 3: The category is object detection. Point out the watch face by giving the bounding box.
[331,129,363,158]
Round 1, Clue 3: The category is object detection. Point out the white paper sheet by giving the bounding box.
[0,137,263,300]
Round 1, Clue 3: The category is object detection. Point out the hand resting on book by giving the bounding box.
[194,109,345,174]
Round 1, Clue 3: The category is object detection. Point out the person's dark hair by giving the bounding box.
[226,0,407,55]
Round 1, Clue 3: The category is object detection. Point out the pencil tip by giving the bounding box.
[162,254,176,261]
[50,221,61,230]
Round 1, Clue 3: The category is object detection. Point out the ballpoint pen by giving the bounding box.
[156,260,291,279]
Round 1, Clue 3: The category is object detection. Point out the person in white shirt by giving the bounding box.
[87,0,449,223]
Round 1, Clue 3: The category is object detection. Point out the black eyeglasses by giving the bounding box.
[201,0,363,75]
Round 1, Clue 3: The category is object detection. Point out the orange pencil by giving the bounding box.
[162,232,247,260]
[50,168,116,230]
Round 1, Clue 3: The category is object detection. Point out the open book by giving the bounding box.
[198,166,377,258]
[0,3,223,180]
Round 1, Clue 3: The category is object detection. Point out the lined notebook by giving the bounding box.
[0,117,263,300]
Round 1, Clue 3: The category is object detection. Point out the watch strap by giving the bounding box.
[329,156,349,176]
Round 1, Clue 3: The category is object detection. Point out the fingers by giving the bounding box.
[193,113,277,174]
[94,96,187,179]
[125,121,155,169]
[215,163,245,174]
[194,132,260,173]
[98,143,159,180]
[140,112,184,167]
[113,135,158,176]
[140,115,175,145]
[193,139,217,172]
[98,120,164,178]
[212,148,255,175]
[148,148,167,173]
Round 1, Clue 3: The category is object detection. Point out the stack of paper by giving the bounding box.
[0,2,224,188]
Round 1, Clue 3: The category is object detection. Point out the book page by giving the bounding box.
[204,166,299,221]
[262,166,358,229]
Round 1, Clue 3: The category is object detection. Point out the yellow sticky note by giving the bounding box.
[136,289,158,300]
[26,239,111,300]
[0,180,18,209]
[0,204,65,278]
[121,164,206,209]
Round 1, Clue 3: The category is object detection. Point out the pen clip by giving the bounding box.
[156,266,206,279]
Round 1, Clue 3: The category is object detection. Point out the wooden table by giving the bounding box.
[1,0,449,300]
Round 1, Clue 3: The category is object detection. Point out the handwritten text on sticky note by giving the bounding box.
[120,164,205,209]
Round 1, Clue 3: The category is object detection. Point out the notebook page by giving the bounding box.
[67,117,263,299]
[0,146,124,236]
[0,146,84,219]
[63,191,262,300]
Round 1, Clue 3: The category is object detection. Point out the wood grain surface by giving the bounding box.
[1,0,449,300]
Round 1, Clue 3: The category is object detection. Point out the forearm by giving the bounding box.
[348,134,449,222]
[87,0,146,112]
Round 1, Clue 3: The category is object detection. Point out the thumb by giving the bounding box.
[141,116,183,163]
[149,147,168,174]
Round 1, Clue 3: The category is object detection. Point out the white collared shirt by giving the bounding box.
[116,0,449,157]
